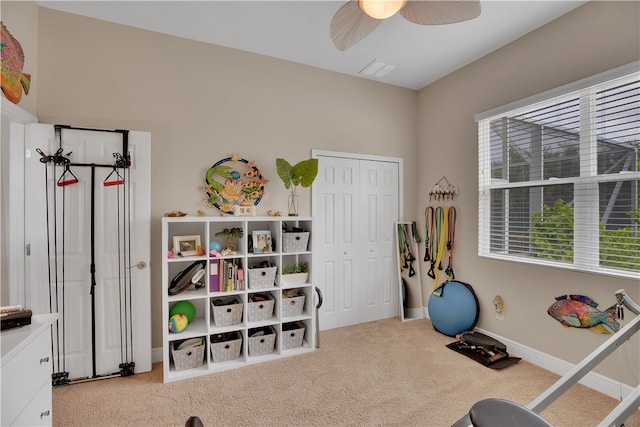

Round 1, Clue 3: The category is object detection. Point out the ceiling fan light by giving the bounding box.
[359,0,407,20]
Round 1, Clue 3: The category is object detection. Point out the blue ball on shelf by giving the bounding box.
[209,241,222,252]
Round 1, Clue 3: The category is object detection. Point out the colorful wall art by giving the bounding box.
[1,22,31,104]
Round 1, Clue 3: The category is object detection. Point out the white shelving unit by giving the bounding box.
[161,216,315,383]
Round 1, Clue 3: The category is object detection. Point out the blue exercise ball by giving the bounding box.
[428,280,479,337]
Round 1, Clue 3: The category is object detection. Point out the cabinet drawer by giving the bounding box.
[12,381,52,426]
[1,328,52,425]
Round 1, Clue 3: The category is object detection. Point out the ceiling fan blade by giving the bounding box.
[330,1,382,51]
[400,0,481,25]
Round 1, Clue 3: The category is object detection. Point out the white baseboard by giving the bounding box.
[422,306,635,401]
[403,307,424,320]
[152,347,163,364]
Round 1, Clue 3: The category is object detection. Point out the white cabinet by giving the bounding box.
[1,314,57,426]
[161,216,315,383]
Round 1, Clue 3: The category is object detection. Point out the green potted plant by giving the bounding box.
[215,227,243,253]
[280,262,309,286]
[275,158,318,216]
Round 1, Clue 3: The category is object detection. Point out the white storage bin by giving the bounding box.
[248,266,277,289]
[281,322,305,350]
[210,331,242,363]
[280,272,308,286]
[171,338,205,371]
[211,296,243,327]
[248,326,276,356]
[282,232,310,252]
[247,293,275,322]
[282,295,305,318]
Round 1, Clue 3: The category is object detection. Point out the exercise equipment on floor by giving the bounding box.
[37,124,136,385]
[446,330,521,369]
[453,289,640,427]
[452,331,507,364]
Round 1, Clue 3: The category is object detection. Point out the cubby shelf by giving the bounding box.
[161,216,315,383]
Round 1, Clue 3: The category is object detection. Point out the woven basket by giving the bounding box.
[282,232,309,253]
[247,293,275,322]
[210,331,242,363]
[211,296,243,327]
[248,326,276,356]
[248,266,277,289]
[171,339,205,371]
[282,295,305,318]
[281,322,305,350]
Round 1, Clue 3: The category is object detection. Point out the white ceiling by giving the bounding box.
[36,0,588,90]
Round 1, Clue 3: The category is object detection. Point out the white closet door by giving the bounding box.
[314,156,360,330]
[360,160,399,323]
[24,124,151,380]
[313,153,400,330]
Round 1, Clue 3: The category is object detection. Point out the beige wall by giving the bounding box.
[417,1,639,382]
[35,7,418,351]
[4,0,639,386]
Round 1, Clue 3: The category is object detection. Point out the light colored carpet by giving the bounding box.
[52,317,639,426]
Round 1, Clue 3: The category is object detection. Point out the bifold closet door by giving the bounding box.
[314,155,399,330]
[359,160,399,323]
[315,156,360,330]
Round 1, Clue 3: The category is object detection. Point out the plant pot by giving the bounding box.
[288,192,299,216]
[281,272,308,286]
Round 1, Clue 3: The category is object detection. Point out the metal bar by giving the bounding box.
[527,312,640,414]
[598,385,640,427]
[69,162,122,169]
[54,124,130,169]
[90,166,97,378]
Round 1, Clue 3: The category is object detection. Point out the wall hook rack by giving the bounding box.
[429,176,458,201]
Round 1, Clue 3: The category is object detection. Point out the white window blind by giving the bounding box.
[478,64,640,278]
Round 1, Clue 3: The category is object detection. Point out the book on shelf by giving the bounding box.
[209,259,220,293]
[213,259,244,292]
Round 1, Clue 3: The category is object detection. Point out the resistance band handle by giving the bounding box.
[104,180,125,186]
[57,179,78,187]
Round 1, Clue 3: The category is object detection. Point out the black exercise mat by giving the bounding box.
[446,342,521,370]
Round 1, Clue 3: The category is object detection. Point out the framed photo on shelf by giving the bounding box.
[173,235,201,257]
[252,230,272,254]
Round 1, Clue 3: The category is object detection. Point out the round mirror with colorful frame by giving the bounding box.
[204,155,266,214]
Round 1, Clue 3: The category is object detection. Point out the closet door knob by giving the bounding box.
[130,261,147,270]
[40,356,50,364]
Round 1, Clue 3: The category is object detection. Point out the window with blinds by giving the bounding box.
[477,65,639,278]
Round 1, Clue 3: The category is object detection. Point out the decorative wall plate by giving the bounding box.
[204,155,266,213]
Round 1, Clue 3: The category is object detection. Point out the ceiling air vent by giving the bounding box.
[359,59,397,78]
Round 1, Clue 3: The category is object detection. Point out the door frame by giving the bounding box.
[1,97,37,307]
[311,150,404,218]
[311,150,404,329]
